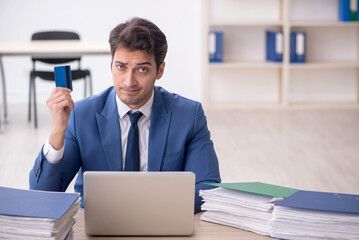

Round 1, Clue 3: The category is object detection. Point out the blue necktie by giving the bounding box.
[124,111,143,171]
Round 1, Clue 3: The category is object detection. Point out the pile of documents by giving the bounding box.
[270,190,359,240]
[0,187,80,240]
[200,182,297,236]
[200,182,359,239]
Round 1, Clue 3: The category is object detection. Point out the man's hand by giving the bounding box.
[47,87,74,150]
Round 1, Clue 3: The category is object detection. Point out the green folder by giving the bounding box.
[205,182,298,198]
[350,10,357,21]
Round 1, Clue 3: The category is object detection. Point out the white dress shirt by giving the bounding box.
[43,90,154,171]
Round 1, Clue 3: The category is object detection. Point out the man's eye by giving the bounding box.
[138,67,148,73]
[117,65,125,70]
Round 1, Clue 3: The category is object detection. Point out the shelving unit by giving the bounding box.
[201,0,359,108]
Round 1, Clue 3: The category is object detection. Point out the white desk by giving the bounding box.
[0,40,110,129]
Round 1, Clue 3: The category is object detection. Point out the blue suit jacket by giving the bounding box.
[30,86,221,212]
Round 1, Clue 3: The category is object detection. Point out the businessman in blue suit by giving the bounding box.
[29,17,220,213]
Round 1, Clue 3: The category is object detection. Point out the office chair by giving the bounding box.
[29,31,93,128]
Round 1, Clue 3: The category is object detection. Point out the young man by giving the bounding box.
[29,17,220,213]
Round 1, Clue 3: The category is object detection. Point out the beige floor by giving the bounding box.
[1,104,358,195]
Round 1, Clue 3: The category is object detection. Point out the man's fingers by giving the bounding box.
[51,98,74,110]
[47,88,73,107]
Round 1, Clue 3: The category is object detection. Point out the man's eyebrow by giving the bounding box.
[137,62,152,66]
[114,61,152,66]
[114,61,127,65]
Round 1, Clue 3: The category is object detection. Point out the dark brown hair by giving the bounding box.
[109,17,168,71]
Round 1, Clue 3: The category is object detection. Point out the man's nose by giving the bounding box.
[123,71,137,87]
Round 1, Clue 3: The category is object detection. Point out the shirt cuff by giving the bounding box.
[43,137,64,164]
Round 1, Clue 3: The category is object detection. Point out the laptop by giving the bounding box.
[83,171,195,236]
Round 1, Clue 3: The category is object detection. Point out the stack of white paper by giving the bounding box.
[200,187,282,235]
[0,187,81,240]
[270,190,359,240]
[271,207,359,240]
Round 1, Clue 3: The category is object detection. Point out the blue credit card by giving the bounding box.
[54,65,73,90]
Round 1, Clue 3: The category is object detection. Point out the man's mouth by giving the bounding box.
[121,88,140,93]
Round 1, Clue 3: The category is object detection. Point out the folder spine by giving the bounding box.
[266,31,283,62]
[350,0,358,21]
[290,32,306,63]
[339,0,359,21]
[209,31,223,63]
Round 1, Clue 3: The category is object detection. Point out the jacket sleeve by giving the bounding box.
[29,110,81,192]
[184,103,221,213]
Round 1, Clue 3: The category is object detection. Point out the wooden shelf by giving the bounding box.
[289,61,359,69]
[290,20,359,27]
[203,101,282,110]
[209,61,359,70]
[210,61,282,69]
[209,20,359,28]
[202,0,359,108]
[287,102,359,108]
[209,20,283,27]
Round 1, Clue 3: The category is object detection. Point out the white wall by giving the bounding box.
[0,0,202,105]
[1,0,356,107]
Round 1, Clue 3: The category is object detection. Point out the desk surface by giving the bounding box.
[73,209,269,240]
[0,40,110,56]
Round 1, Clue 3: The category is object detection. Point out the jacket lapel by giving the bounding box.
[96,89,123,171]
[148,87,171,171]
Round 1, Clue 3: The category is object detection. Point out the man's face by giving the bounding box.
[111,48,165,109]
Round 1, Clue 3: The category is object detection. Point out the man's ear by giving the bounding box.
[110,57,113,71]
[156,62,165,80]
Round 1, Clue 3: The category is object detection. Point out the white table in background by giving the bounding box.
[0,40,110,131]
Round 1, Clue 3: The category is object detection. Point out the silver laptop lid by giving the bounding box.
[83,171,195,236]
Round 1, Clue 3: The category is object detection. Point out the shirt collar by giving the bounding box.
[116,89,154,120]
